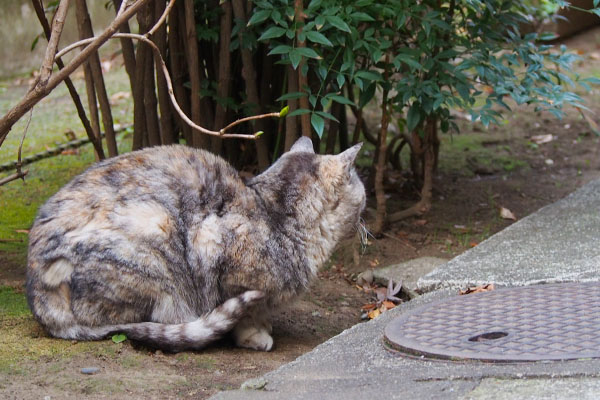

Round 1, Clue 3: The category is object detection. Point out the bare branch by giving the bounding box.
[220,113,281,134]
[0,0,153,146]
[39,0,71,86]
[0,170,29,187]
[1,0,279,148]
[55,33,277,139]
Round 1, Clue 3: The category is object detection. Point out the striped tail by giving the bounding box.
[56,290,265,352]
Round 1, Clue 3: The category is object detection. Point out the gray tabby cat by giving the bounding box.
[26,137,365,352]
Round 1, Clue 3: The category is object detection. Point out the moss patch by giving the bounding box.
[0,286,29,317]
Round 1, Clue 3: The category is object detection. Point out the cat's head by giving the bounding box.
[282,137,366,238]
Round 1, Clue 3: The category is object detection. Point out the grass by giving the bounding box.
[0,67,134,378]
[0,67,133,269]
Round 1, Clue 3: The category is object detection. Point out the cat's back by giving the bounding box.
[28,145,244,262]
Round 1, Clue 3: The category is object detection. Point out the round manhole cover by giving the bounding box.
[384,282,600,362]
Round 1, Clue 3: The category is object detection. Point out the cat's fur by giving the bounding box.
[26,137,365,352]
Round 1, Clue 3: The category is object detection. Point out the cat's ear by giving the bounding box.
[337,142,362,171]
[288,136,314,153]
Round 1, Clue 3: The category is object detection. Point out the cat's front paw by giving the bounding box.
[234,327,273,351]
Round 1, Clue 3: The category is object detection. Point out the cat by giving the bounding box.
[26,137,366,352]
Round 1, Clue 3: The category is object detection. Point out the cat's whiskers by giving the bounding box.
[356,218,373,254]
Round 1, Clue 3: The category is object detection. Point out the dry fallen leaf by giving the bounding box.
[14,229,29,234]
[499,207,517,221]
[61,148,79,156]
[367,308,381,319]
[382,300,396,309]
[459,283,495,295]
[469,241,478,248]
[361,303,377,311]
[110,91,131,105]
[413,219,428,226]
[530,134,553,145]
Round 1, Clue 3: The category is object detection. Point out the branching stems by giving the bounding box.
[59,33,278,139]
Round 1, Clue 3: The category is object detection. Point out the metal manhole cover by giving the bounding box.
[384,282,600,362]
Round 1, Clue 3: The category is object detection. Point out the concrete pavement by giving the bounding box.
[211,178,600,400]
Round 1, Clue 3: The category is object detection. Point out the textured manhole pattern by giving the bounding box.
[384,282,600,362]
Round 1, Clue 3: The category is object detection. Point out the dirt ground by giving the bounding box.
[1,28,600,400]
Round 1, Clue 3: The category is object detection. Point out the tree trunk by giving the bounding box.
[231,0,269,170]
[338,103,348,151]
[294,0,311,138]
[168,2,192,145]
[184,0,210,149]
[31,0,105,159]
[112,0,137,91]
[284,65,299,151]
[325,101,341,154]
[131,8,149,150]
[75,0,118,156]
[137,2,161,147]
[81,61,102,159]
[388,116,437,222]
[211,0,233,154]
[373,58,391,236]
[154,0,175,145]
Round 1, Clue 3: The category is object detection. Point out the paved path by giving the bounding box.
[212,179,600,400]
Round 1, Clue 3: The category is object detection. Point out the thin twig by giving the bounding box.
[220,112,281,134]
[16,109,34,177]
[380,231,417,252]
[148,0,177,36]
[57,33,279,139]
[0,170,29,187]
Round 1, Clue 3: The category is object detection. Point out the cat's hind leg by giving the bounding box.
[232,309,273,351]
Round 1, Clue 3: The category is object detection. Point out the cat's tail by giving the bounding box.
[56,290,265,352]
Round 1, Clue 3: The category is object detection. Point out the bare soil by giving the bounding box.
[1,28,600,400]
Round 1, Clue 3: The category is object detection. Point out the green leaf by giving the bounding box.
[307,0,323,12]
[350,12,375,22]
[112,333,127,344]
[355,70,382,82]
[394,54,422,70]
[336,74,346,88]
[277,92,307,101]
[288,108,311,117]
[247,9,271,26]
[258,27,286,41]
[315,15,326,30]
[30,34,40,52]
[296,47,321,59]
[289,49,302,69]
[311,113,325,138]
[316,111,339,123]
[359,83,376,108]
[584,77,600,85]
[329,95,354,106]
[406,105,421,132]
[326,16,351,32]
[305,31,333,46]
[268,45,292,55]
